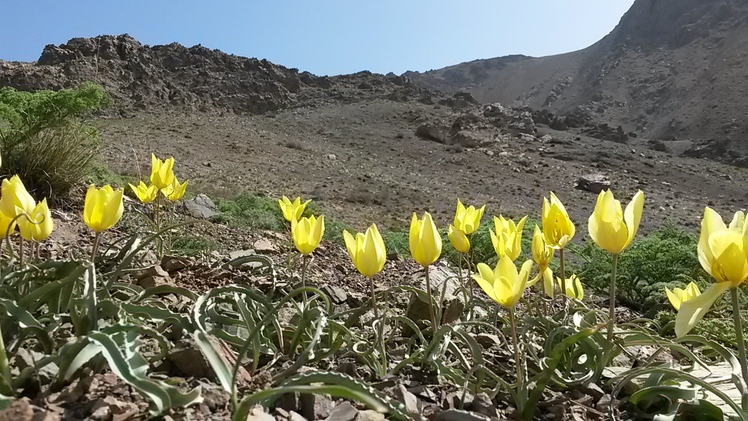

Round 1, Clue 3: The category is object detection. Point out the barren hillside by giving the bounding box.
[405,0,748,165]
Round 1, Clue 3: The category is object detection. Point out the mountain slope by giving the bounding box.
[0,34,437,115]
[405,0,748,161]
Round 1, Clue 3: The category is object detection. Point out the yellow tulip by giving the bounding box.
[675,207,748,337]
[531,225,553,268]
[490,215,527,261]
[558,274,584,300]
[528,225,555,297]
[292,215,325,255]
[343,224,386,278]
[18,198,53,242]
[665,282,701,311]
[454,199,485,234]
[0,212,17,238]
[129,181,158,204]
[150,153,175,190]
[166,177,188,201]
[473,255,534,309]
[83,185,124,233]
[588,190,644,255]
[278,196,311,222]
[0,175,36,219]
[542,192,575,249]
[409,212,442,267]
[448,225,470,254]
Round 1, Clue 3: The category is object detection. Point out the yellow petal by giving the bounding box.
[359,224,386,277]
[709,233,748,286]
[411,212,441,266]
[665,287,684,310]
[473,263,498,303]
[698,207,724,274]
[343,230,357,261]
[448,225,470,254]
[685,282,701,298]
[542,267,555,298]
[729,211,745,231]
[543,193,575,248]
[675,282,731,337]
[622,190,644,250]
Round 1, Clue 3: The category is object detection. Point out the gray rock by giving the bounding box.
[14,349,58,384]
[248,405,276,421]
[228,249,256,260]
[167,346,213,380]
[161,255,191,272]
[575,173,611,194]
[325,402,358,421]
[465,393,497,418]
[301,394,332,420]
[182,194,219,219]
[416,124,447,143]
[289,411,308,421]
[475,333,502,350]
[253,238,277,254]
[355,410,385,421]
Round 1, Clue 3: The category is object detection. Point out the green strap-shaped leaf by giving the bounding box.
[0,298,42,328]
[233,371,420,421]
[0,393,13,410]
[234,385,388,421]
[87,332,202,415]
[192,330,234,393]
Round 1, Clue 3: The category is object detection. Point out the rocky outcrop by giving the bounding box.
[0,34,439,115]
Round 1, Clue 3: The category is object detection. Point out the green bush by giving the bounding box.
[0,82,110,200]
[570,223,706,314]
[172,235,221,256]
[216,192,286,231]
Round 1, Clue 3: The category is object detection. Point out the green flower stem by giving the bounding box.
[466,253,474,320]
[425,265,438,332]
[559,248,566,304]
[18,237,24,266]
[731,287,748,411]
[369,274,386,377]
[369,275,379,321]
[90,232,101,262]
[509,307,523,414]
[0,323,12,396]
[607,253,619,341]
[286,224,293,270]
[300,254,311,311]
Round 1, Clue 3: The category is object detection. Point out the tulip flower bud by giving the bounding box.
[588,190,644,255]
[448,225,470,254]
[409,212,442,267]
[84,185,124,233]
[343,224,387,278]
[19,198,53,242]
[279,196,311,222]
[292,215,325,255]
[150,154,176,191]
[542,192,575,249]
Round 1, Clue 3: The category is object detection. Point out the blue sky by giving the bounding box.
[1,1,635,76]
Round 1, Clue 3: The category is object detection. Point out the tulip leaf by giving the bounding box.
[233,371,414,421]
[0,298,42,328]
[0,394,13,410]
[193,330,234,393]
[87,331,202,415]
[134,285,198,302]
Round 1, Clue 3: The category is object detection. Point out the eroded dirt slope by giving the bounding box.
[96,101,748,233]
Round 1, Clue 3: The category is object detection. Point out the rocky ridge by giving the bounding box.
[0,34,438,115]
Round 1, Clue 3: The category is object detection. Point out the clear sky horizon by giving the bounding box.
[1,1,635,76]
